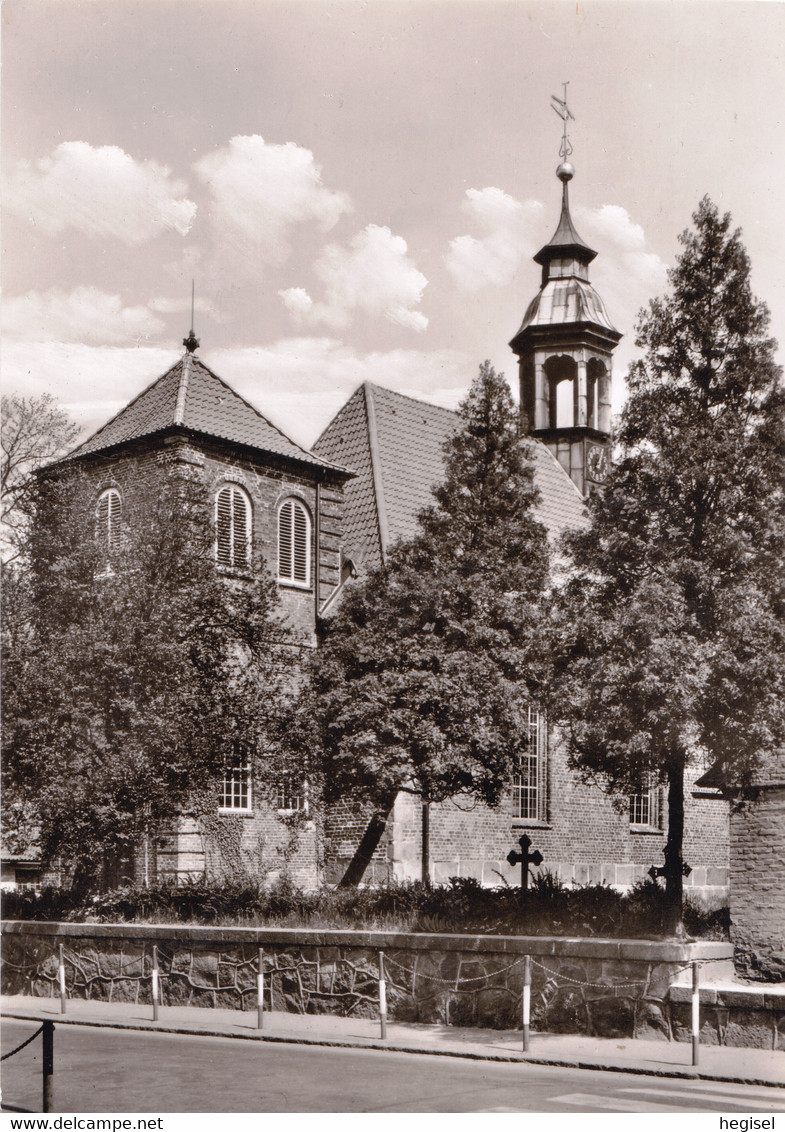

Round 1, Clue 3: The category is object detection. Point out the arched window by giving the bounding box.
[278,499,311,587]
[96,488,122,551]
[215,484,251,569]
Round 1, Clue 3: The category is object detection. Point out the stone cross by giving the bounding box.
[648,847,692,885]
[507,834,544,899]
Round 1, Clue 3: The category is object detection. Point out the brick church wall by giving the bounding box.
[331,731,731,899]
[68,430,343,890]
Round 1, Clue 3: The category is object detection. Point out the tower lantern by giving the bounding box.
[510,90,621,495]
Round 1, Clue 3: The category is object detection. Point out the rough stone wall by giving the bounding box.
[7,925,771,1046]
[730,785,785,981]
[372,740,729,900]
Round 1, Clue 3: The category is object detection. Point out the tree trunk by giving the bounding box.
[664,757,686,936]
[337,802,394,887]
[421,800,431,885]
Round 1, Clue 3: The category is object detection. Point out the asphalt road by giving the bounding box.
[2,1020,784,1114]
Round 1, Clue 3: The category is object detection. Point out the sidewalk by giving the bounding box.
[3,994,784,1087]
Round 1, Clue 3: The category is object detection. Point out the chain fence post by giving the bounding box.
[257,947,265,1030]
[522,955,531,1052]
[42,1021,54,1113]
[151,945,159,1022]
[691,960,700,1067]
[378,951,387,1039]
[58,944,67,1015]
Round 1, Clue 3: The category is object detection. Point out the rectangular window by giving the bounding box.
[219,756,252,812]
[512,708,547,822]
[277,776,307,814]
[630,782,661,828]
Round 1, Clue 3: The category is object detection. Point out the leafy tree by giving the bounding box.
[303,362,550,884]
[1,464,296,891]
[1,393,79,560]
[550,197,785,932]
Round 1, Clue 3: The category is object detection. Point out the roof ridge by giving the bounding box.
[312,383,366,449]
[532,438,586,502]
[189,356,332,466]
[173,352,191,426]
[65,355,184,459]
[363,383,389,563]
[368,381,460,417]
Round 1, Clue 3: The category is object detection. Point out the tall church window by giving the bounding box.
[96,488,122,552]
[215,484,251,569]
[278,499,311,587]
[512,708,548,822]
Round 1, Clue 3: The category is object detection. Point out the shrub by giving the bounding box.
[2,876,728,939]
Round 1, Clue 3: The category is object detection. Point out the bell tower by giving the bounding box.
[510,92,621,495]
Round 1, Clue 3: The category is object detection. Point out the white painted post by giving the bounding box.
[691,961,700,1066]
[379,952,387,1039]
[58,944,67,1014]
[152,945,159,1022]
[257,948,265,1030]
[522,955,531,1053]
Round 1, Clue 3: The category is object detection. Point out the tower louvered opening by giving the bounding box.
[278,499,311,586]
[215,485,251,569]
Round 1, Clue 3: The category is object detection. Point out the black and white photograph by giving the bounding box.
[1,0,784,1120]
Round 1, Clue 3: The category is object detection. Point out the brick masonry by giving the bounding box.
[730,785,785,981]
[325,743,730,901]
[64,429,346,889]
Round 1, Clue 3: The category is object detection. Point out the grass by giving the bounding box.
[2,873,730,939]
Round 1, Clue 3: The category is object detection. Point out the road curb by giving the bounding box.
[4,1010,783,1090]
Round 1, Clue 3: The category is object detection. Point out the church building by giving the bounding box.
[313,160,728,898]
[12,157,730,900]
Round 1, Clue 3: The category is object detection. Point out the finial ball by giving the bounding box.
[556,161,575,182]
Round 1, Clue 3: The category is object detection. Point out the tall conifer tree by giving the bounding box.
[306,362,550,883]
[551,198,785,931]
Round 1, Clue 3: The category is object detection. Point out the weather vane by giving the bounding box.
[551,81,575,160]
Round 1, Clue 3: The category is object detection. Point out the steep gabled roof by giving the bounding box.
[66,353,346,474]
[313,381,587,572]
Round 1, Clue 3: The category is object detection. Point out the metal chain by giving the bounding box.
[383,954,523,985]
[530,958,647,989]
[1,1025,44,1062]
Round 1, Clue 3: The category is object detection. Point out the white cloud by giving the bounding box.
[3,142,196,243]
[284,225,428,332]
[575,204,669,388]
[278,288,314,318]
[1,337,471,452]
[207,340,468,445]
[2,288,165,345]
[0,342,178,442]
[445,188,544,291]
[193,135,351,265]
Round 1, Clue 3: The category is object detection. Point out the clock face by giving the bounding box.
[586,443,610,483]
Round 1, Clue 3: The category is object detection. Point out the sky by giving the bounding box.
[3,0,784,449]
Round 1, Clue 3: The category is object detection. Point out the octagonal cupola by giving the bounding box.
[510,152,622,496]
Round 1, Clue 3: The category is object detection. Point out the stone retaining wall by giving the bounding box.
[6,922,776,1047]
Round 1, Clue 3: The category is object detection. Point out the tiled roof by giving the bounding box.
[313,385,385,570]
[313,381,587,571]
[66,353,346,474]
